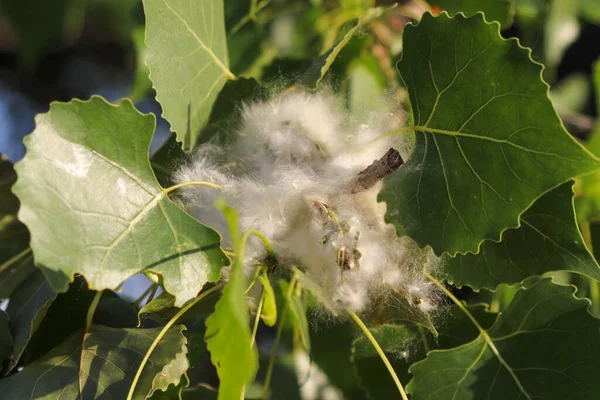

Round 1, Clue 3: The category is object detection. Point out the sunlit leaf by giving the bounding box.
[380,12,600,256]
[13,96,227,306]
[143,0,234,149]
[257,269,277,327]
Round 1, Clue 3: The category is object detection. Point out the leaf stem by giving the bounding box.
[425,273,531,399]
[162,180,222,195]
[261,273,298,400]
[86,291,103,330]
[126,284,222,400]
[0,247,32,274]
[347,309,409,400]
[80,290,103,398]
[241,229,275,255]
[251,289,266,348]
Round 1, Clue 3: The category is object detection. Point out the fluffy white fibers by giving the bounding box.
[174,90,440,317]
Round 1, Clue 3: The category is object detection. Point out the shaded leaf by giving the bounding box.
[6,271,59,364]
[198,78,266,146]
[0,325,188,400]
[205,201,257,399]
[143,0,234,149]
[151,134,188,188]
[0,310,12,368]
[445,181,600,290]
[18,279,136,366]
[433,0,515,27]
[352,305,496,399]
[380,12,600,256]
[0,155,29,268]
[407,279,600,399]
[13,96,227,307]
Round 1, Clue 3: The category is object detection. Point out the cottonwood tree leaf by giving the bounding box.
[151,133,188,188]
[279,279,311,352]
[205,201,257,400]
[143,0,234,149]
[19,280,137,366]
[306,7,386,88]
[445,181,600,290]
[7,270,59,364]
[0,155,29,268]
[0,325,188,399]
[0,252,36,299]
[433,0,515,27]
[380,12,600,256]
[12,96,227,307]
[407,279,600,399]
[352,305,497,399]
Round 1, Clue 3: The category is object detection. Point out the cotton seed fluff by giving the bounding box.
[174,90,441,318]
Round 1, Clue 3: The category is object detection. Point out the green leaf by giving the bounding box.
[380,12,600,256]
[352,324,417,399]
[257,269,277,327]
[151,134,188,188]
[445,181,600,290]
[0,155,29,268]
[307,7,385,88]
[433,0,515,27]
[13,96,227,307]
[0,310,12,368]
[205,201,258,400]
[20,280,137,366]
[143,0,234,149]
[0,325,188,399]
[278,279,311,351]
[197,78,266,146]
[351,305,496,399]
[6,271,59,364]
[407,279,600,399]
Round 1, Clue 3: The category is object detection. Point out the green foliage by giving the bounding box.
[3,2,600,399]
[446,182,600,289]
[380,12,599,256]
[205,202,257,400]
[407,279,600,399]
[0,325,188,399]
[143,0,233,149]
[434,0,515,27]
[12,97,227,307]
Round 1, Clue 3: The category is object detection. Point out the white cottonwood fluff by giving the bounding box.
[174,90,440,315]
